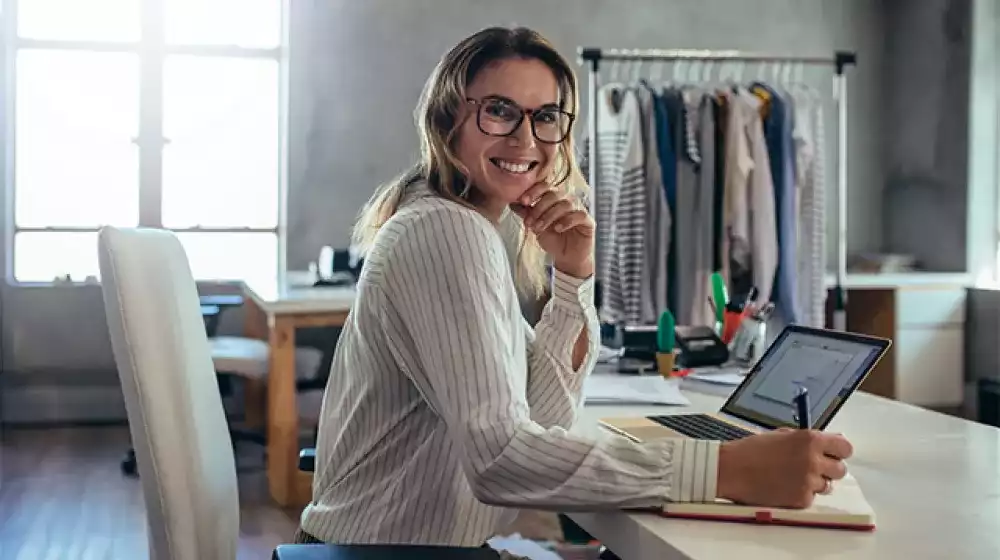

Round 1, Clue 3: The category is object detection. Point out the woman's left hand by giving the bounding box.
[511,181,595,279]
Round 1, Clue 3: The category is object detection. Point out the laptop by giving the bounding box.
[600,325,892,443]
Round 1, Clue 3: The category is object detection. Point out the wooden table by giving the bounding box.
[241,277,355,507]
[569,375,1000,560]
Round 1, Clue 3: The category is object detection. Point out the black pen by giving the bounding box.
[794,386,811,429]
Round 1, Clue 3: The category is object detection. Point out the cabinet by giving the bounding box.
[826,276,967,408]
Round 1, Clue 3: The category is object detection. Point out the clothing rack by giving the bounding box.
[577,47,857,330]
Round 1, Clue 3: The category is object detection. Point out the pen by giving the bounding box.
[754,302,775,321]
[794,385,811,429]
[742,286,757,314]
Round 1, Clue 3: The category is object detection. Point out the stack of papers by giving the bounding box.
[584,374,691,406]
[686,366,747,386]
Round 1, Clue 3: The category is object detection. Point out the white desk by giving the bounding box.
[243,275,356,315]
[240,276,356,507]
[570,378,1000,560]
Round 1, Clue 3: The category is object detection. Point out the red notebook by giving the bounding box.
[660,473,876,531]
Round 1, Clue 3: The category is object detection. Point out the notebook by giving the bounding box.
[660,472,876,531]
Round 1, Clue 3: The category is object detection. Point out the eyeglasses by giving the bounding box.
[467,96,575,144]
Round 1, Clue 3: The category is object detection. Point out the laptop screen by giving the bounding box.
[721,326,890,430]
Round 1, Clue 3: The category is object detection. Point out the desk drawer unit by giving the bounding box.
[895,287,966,327]
[894,287,966,407]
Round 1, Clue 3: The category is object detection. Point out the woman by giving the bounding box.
[296,26,853,547]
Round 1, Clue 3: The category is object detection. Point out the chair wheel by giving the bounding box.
[121,450,138,476]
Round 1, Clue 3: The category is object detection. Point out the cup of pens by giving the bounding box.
[730,301,775,366]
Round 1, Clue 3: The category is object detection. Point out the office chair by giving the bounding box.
[99,225,242,559]
[99,226,493,560]
[119,292,326,476]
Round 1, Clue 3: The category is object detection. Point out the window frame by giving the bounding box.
[0,0,290,284]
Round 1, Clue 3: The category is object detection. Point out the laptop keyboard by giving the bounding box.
[650,414,754,441]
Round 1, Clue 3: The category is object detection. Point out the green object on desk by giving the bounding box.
[657,310,675,353]
[710,272,728,324]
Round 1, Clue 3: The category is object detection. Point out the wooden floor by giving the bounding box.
[0,425,301,559]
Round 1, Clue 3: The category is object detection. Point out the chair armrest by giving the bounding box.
[299,448,316,472]
[201,305,222,337]
[201,304,221,316]
[199,294,245,308]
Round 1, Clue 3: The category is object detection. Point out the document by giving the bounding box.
[584,374,691,406]
[687,365,747,386]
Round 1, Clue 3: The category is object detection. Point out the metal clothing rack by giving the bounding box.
[577,47,857,331]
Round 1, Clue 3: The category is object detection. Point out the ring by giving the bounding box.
[820,478,833,495]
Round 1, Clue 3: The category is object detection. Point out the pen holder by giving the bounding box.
[656,351,676,378]
[730,316,767,366]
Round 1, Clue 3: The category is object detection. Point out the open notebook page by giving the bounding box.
[662,472,875,528]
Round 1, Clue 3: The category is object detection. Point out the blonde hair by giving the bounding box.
[351,26,587,299]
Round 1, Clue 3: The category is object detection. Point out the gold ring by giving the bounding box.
[820,478,833,495]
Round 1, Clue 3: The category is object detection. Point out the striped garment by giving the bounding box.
[299,182,720,546]
[579,85,646,325]
[792,88,827,328]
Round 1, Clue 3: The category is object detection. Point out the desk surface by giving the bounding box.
[243,274,355,315]
[570,377,1000,560]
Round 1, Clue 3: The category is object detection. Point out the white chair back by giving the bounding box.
[98,226,239,560]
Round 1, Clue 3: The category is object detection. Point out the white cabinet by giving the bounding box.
[893,287,966,407]
[894,326,964,406]
[831,282,967,408]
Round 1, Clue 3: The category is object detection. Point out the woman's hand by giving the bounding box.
[511,181,595,279]
[716,429,853,509]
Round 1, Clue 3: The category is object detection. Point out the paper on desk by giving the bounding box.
[596,345,622,364]
[584,373,690,405]
[487,534,562,560]
[686,366,748,386]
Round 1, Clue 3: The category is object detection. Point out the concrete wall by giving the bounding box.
[880,0,972,272]
[1,0,987,423]
[284,0,886,271]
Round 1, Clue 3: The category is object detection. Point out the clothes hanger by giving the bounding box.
[651,60,664,86]
[750,62,772,119]
[631,59,644,89]
[606,59,625,110]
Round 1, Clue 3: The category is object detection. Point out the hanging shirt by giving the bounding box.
[724,90,778,306]
[791,87,827,328]
[712,95,728,273]
[653,89,678,318]
[661,88,684,317]
[692,96,718,327]
[636,84,671,323]
[580,85,646,325]
[672,91,717,327]
[753,83,800,324]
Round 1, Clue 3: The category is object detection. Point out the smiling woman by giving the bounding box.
[295,26,714,548]
[351,27,589,299]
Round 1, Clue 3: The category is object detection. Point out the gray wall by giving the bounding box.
[285,0,886,271]
[881,0,972,272]
[0,0,986,423]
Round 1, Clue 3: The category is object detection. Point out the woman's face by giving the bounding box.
[455,57,563,215]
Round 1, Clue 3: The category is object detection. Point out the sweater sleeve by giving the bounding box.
[523,269,600,430]
[381,203,720,509]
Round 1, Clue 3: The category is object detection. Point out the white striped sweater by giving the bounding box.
[299,184,720,546]
[580,85,647,325]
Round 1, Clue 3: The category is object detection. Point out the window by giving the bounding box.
[4,0,286,286]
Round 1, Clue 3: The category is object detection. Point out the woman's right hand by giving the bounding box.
[716,429,853,509]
